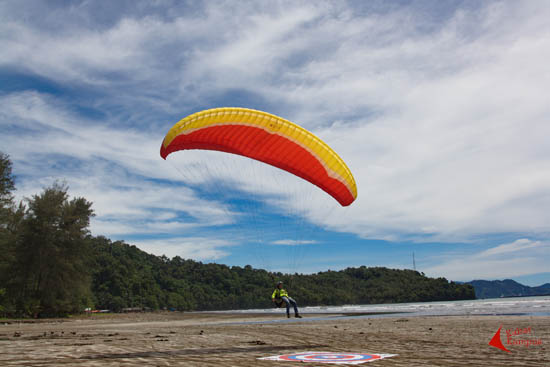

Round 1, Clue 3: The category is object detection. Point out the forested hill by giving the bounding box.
[0,152,474,317]
[89,237,475,312]
[466,279,550,299]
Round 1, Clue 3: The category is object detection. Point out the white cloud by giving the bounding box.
[424,239,550,280]
[0,92,236,239]
[132,237,236,261]
[271,239,318,246]
[1,1,550,261]
[479,239,546,257]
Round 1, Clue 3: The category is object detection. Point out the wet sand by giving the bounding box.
[1,312,548,366]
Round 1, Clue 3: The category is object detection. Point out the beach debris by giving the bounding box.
[13,332,22,337]
[258,352,397,364]
[247,340,267,345]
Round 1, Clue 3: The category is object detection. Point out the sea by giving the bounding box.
[215,295,550,322]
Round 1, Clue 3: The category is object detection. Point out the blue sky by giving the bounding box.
[1,0,549,286]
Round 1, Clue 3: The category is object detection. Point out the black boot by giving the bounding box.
[295,314,302,318]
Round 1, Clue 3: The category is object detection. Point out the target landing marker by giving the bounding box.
[258,351,397,364]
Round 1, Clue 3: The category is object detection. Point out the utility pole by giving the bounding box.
[412,252,416,271]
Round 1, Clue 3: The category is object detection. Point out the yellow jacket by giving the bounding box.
[272,288,289,299]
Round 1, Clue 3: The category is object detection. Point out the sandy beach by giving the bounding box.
[0,312,548,366]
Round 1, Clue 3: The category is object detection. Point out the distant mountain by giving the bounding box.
[466,279,550,299]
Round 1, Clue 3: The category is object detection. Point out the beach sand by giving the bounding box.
[1,312,548,366]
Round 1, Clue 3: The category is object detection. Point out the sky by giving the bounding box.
[1,0,549,286]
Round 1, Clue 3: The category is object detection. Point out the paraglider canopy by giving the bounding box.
[160,107,357,206]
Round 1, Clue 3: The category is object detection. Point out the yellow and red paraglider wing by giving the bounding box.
[160,107,357,206]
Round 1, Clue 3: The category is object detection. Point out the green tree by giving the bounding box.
[0,152,21,314]
[0,152,15,213]
[10,183,94,317]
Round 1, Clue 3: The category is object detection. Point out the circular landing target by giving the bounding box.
[279,352,381,362]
